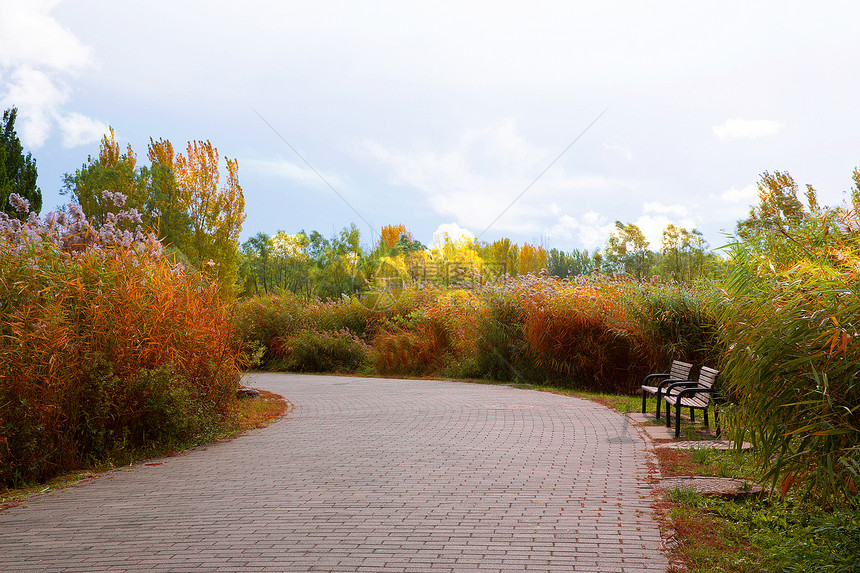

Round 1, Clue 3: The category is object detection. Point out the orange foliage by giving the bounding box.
[380,224,409,249]
[0,241,239,484]
[512,275,656,393]
[147,137,174,168]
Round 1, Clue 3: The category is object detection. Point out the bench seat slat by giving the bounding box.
[663,366,721,439]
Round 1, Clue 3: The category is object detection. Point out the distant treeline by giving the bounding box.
[238,221,726,299]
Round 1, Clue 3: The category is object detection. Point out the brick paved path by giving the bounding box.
[0,374,668,572]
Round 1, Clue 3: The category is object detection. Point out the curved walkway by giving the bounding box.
[0,374,668,572]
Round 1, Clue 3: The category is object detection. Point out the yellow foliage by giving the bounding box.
[518,243,548,275]
[271,232,308,261]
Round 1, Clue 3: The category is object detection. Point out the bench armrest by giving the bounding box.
[643,373,670,385]
[675,386,718,399]
[658,378,693,391]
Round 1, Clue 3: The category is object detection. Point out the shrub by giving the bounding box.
[270,329,370,373]
[0,194,239,486]
[621,281,720,367]
[718,207,860,504]
[232,293,309,365]
[372,326,443,376]
[474,288,530,382]
[476,274,657,392]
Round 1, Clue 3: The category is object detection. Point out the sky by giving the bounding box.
[2,1,859,253]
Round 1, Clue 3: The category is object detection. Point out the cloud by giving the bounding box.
[243,157,345,188]
[432,222,476,247]
[0,66,62,147]
[634,202,699,246]
[366,121,630,238]
[714,184,759,204]
[546,203,702,251]
[546,211,615,251]
[643,202,692,218]
[712,118,785,141]
[56,112,109,148]
[0,1,104,148]
[0,0,93,70]
[602,141,632,160]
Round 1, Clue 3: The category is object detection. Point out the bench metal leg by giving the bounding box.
[641,391,647,414]
[715,408,721,438]
[690,408,695,423]
[675,404,683,438]
[703,408,709,428]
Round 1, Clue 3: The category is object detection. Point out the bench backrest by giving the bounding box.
[669,360,694,380]
[697,366,719,389]
[673,366,720,408]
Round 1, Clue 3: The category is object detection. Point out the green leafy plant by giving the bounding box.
[271,329,370,373]
[718,172,860,504]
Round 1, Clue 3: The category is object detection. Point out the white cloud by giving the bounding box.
[713,118,785,141]
[366,121,630,238]
[636,203,698,247]
[244,157,345,188]
[546,211,615,251]
[0,66,63,147]
[56,112,108,148]
[0,0,93,70]
[715,184,759,204]
[0,1,103,148]
[602,141,632,160]
[432,222,476,247]
[643,202,691,218]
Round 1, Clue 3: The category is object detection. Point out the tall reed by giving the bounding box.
[1,195,239,486]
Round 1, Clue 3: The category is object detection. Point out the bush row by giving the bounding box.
[233,274,719,394]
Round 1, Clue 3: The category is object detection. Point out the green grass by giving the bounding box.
[666,492,860,573]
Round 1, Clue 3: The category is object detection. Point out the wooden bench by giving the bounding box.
[640,360,694,419]
[664,366,721,439]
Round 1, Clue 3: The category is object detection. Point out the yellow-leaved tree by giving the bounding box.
[518,243,548,275]
[174,140,246,295]
[62,128,150,225]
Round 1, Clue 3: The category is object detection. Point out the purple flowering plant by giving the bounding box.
[0,193,240,487]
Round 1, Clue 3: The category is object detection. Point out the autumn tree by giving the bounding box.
[736,171,810,240]
[144,138,191,252]
[604,222,652,279]
[174,140,246,293]
[476,238,516,280]
[0,107,41,217]
[366,224,426,287]
[518,243,548,275]
[659,224,707,282]
[62,128,149,226]
[380,224,408,251]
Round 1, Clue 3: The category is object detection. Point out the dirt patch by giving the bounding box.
[653,447,701,477]
[656,476,764,499]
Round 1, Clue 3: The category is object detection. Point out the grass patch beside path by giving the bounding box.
[0,389,289,512]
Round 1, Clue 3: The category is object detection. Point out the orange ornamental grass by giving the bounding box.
[509,274,657,393]
[0,237,239,486]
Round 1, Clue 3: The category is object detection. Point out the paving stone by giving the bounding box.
[0,374,668,572]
